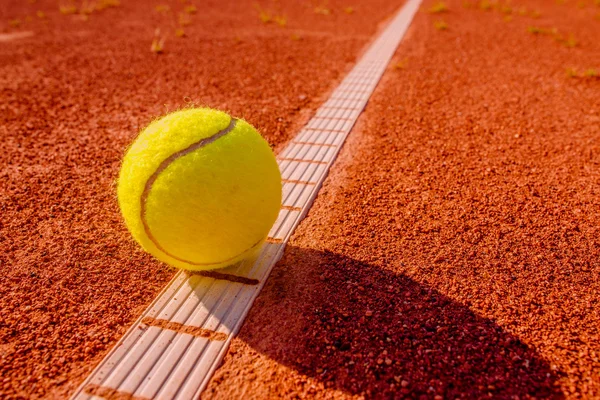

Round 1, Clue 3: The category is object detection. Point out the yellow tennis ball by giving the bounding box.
[117,108,281,271]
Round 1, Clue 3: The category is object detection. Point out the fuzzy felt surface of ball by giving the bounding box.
[117,108,282,271]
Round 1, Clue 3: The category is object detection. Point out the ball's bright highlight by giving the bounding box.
[117,108,282,271]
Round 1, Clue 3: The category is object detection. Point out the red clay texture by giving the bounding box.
[0,0,401,398]
[204,0,600,399]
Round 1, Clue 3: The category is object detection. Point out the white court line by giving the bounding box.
[71,0,422,398]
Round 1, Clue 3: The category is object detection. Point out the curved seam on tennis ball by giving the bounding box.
[140,117,263,266]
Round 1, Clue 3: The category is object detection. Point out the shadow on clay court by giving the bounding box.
[233,245,563,399]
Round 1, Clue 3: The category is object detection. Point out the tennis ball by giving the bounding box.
[117,108,281,271]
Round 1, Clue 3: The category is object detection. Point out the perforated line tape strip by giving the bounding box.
[71,1,422,398]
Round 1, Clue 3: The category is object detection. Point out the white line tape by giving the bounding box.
[71,0,422,398]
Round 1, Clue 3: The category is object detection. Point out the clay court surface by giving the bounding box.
[1,0,599,398]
